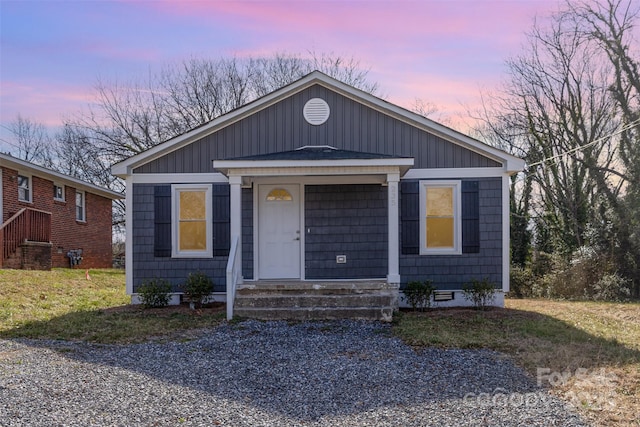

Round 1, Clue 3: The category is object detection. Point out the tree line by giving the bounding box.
[476,0,639,299]
[2,1,638,299]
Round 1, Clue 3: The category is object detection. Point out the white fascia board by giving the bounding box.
[125,176,134,295]
[403,167,508,179]
[0,153,123,200]
[214,157,414,172]
[505,157,526,175]
[502,174,511,293]
[129,173,228,184]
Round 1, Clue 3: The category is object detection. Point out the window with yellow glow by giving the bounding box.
[420,181,461,254]
[266,188,293,201]
[172,184,212,257]
[179,191,207,250]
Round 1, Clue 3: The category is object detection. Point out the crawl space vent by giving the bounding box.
[433,291,455,302]
[303,98,330,125]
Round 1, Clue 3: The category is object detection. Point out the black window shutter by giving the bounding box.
[400,181,420,255]
[461,180,480,253]
[154,185,172,257]
[212,183,230,256]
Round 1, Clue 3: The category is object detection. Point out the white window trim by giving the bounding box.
[54,183,65,202]
[171,184,213,258]
[75,190,86,222]
[17,173,32,203]
[419,180,462,255]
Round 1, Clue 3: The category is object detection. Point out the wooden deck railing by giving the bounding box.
[0,208,52,266]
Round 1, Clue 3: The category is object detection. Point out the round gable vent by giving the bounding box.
[303,98,330,125]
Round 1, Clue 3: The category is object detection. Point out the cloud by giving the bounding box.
[0,80,94,127]
[1,0,563,135]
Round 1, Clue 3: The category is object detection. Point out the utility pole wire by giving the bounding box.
[526,118,640,169]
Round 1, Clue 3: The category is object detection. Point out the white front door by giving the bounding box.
[258,184,301,279]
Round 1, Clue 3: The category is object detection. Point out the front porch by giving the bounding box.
[233,280,398,321]
[216,146,414,320]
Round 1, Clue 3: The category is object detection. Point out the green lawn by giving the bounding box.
[1,269,637,425]
[394,299,640,427]
[0,268,224,343]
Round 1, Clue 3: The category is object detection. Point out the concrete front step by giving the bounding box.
[234,293,396,309]
[233,280,398,322]
[233,306,394,322]
[236,281,392,296]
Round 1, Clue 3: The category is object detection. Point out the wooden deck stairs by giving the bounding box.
[0,208,52,270]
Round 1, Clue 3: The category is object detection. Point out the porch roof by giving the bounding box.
[213,146,414,180]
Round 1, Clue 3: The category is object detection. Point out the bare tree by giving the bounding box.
[64,52,379,166]
[411,98,440,118]
[566,0,640,295]
[3,115,55,166]
[477,0,640,297]
[53,52,377,232]
[480,8,619,255]
[53,124,125,229]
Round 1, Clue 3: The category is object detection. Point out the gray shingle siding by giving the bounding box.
[242,188,254,280]
[134,85,500,174]
[305,184,388,279]
[399,177,503,290]
[132,178,502,290]
[131,183,231,293]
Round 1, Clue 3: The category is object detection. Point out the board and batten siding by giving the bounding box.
[133,85,501,174]
[131,183,253,293]
[399,177,503,290]
[305,184,388,280]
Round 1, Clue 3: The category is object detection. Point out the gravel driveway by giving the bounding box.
[0,320,587,426]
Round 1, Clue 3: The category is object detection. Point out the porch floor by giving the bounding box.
[234,280,398,321]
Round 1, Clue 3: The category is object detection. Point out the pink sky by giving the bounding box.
[0,0,564,148]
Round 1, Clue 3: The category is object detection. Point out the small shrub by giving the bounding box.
[462,278,496,310]
[182,272,213,308]
[138,278,172,308]
[403,280,434,311]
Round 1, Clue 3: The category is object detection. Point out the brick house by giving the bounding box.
[0,153,123,269]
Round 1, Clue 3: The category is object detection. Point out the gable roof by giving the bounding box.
[0,153,123,200]
[112,71,524,177]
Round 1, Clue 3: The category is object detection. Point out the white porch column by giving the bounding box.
[229,175,243,282]
[387,173,400,284]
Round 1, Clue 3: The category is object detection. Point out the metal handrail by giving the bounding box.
[225,235,241,320]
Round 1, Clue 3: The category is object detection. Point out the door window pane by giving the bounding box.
[266,188,293,201]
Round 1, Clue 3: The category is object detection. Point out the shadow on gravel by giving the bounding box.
[0,317,604,424]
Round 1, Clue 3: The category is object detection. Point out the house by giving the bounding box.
[0,153,122,270]
[112,71,524,320]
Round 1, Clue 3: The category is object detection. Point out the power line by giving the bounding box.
[526,118,640,169]
[0,136,21,150]
[0,123,17,133]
